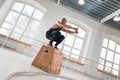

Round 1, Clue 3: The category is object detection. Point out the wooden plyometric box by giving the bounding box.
[32,45,63,74]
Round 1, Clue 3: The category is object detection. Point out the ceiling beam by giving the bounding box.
[57,0,61,4]
[100,9,120,23]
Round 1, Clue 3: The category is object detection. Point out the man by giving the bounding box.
[46,18,78,49]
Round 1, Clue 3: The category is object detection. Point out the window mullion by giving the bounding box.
[19,19,31,40]
[61,33,67,50]
[64,34,73,58]
[11,9,41,22]
[8,5,26,37]
[19,8,35,40]
[70,34,77,56]
[79,35,86,57]
[5,21,14,25]
[111,43,117,72]
[103,39,109,70]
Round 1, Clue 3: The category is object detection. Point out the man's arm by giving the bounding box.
[62,28,78,34]
[57,21,78,30]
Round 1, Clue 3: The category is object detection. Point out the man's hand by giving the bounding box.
[75,28,79,34]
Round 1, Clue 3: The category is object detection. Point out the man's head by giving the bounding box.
[61,18,67,24]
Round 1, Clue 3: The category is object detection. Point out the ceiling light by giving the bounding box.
[78,0,85,5]
[113,15,120,21]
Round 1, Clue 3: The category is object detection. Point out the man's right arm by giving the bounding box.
[62,28,78,34]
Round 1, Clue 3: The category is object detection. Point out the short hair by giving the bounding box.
[62,18,66,21]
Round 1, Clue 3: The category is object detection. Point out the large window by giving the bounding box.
[98,38,120,76]
[0,2,44,43]
[58,23,86,60]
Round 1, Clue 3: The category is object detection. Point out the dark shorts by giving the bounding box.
[46,30,61,41]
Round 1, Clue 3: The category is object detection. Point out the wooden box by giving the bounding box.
[32,45,63,74]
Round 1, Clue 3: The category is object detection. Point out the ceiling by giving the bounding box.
[50,0,120,30]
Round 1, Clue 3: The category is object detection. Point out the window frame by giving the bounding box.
[98,37,120,76]
[58,22,87,61]
[0,2,44,44]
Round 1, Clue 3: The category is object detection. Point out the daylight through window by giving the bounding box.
[58,23,86,60]
[98,38,120,76]
[0,2,44,43]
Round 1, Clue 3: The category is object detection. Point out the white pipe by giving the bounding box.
[100,9,120,23]
[57,0,61,4]
[5,71,74,80]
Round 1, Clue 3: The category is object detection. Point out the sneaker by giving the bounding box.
[48,43,53,47]
[54,46,58,49]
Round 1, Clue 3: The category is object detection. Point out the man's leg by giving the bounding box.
[48,32,61,47]
[54,35,65,49]
[48,40,53,46]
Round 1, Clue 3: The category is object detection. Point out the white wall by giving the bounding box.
[0,0,5,9]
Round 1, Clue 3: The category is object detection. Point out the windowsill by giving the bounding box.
[97,69,120,78]
[63,56,84,66]
[0,34,31,46]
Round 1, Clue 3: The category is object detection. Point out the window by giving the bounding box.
[0,2,44,44]
[58,23,86,60]
[98,38,120,76]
